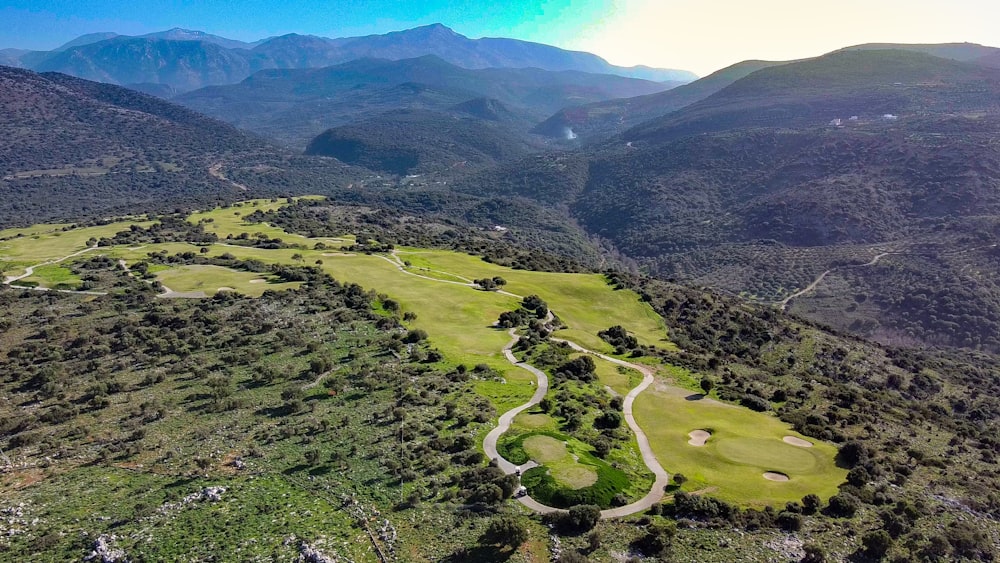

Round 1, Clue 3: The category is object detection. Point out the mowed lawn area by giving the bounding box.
[0,219,154,278]
[396,249,671,353]
[156,265,303,297]
[187,196,325,240]
[634,383,846,507]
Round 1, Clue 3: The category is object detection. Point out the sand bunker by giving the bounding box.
[248,279,266,284]
[321,252,353,257]
[217,287,235,292]
[763,471,790,482]
[783,436,813,448]
[687,430,711,446]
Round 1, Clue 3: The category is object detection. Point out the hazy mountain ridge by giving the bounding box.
[174,55,672,148]
[534,59,791,142]
[625,49,1000,144]
[4,23,694,93]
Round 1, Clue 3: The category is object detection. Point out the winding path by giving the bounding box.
[2,245,108,295]
[777,251,893,311]
[2,245,99,285]
[369,251,671,518]
[552,339,670,518]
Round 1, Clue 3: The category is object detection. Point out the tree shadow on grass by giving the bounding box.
[684,393,707,401]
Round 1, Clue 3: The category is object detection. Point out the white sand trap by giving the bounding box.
[249,279,266,284]
[763,471,790,482]
[217,287,235,292]
[783,436,813,448]
[687,430,711,446]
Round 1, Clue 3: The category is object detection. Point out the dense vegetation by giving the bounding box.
[305,109,538,175]
[0,257,533,560]
[176,54,671,148]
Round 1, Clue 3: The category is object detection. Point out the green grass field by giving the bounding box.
[21,264,83,289]
[188,197,324,240]
[523,435,598,489]
[156,265,303,297]
[397,249,671,352]
[0,220,153,265]
[634,383,846,507]
[1,198,845,509]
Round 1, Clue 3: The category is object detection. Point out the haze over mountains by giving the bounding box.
[175,54,673,148]
[1,24,696,93]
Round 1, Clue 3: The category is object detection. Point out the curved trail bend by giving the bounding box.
[367,250,670,518]
[778,251,893,311]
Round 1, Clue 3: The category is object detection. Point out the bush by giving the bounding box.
[482,515,529,548]
[862,530,893,560]
[826,492,860,517]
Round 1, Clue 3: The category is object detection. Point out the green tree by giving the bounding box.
[482,515,529,548]
[862,530,893,560]
[700,377,714,394]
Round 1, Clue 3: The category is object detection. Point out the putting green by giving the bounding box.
[522,435,598,489]
[715,438,819,472]
[635,384,845,507]
[156,265,302,297]
[523,435,567,463]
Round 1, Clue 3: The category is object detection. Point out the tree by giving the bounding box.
[474,278,497,291]
[587,530,601,551]
[862,530,893,560]
[304,448,321,466]
[632,521,676,558]
[482,515,529,548]
[802,494,822,514]
[567,504,601,532]
[672,473,687,487]
[700,377,714,394]
[827,492,860,517]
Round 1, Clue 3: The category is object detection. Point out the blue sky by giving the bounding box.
[3,0,999,75]
[0,0,608,50]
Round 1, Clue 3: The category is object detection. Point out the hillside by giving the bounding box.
[534,59,789,142]
[458,49,1000,353]
[175,55,671,148]
[1,200,998,561]
[626,49,1000,144]
[0,66,365,225]
[304,109,539,175]
[8,24,694,92]
[838,41,1000,64]
[32,37,270,93]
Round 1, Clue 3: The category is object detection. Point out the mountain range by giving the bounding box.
[454,48,1000,352]
[0,65,364,224]
[5,38,1000,356]
[2,24,695,93]
[174,54,674,148]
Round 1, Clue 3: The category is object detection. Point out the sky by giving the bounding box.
[2,0,999,76]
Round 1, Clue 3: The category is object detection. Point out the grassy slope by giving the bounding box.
[1,198,846,509]
[155,264,302,297]
[635,384,845,507]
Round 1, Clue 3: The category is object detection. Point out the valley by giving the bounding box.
[2,15,1000,561]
